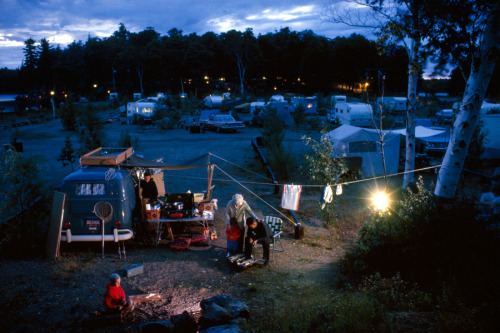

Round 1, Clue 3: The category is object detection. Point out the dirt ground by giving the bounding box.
[0,114,488,332]
[0,116,349,332]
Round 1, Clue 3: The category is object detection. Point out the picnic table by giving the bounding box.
[147,215,213,246]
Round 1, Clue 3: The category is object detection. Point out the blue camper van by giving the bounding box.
[60,166,136,243]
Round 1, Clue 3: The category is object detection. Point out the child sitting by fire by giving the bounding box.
[226,217,241,257]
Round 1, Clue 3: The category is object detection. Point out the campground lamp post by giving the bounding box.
[50,91,55,119]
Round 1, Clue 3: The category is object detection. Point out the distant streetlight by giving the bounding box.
[93,84,98,88]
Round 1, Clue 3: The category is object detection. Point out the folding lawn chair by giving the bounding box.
[264,216,285,260]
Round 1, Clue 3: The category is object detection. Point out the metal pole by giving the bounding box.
[102,219,105,258]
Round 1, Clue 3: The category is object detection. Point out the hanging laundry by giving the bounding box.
[336,184,343,195]
[281,185,302,211]
[321,185,333,209]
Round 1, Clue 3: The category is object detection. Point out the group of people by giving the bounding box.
[225,193,272,267]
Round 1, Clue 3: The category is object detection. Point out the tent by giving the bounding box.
[393,126,449,154]
[324,125,400,178]
[480,114,500,159]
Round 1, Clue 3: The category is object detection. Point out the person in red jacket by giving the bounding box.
[226,217,241,257]
[103,273,134,314]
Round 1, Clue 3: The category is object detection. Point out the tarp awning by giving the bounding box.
[120,154,211,170]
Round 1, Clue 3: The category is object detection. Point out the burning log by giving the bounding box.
[129,293,162,305]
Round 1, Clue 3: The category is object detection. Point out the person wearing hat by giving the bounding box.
[141,170,158,220]
[103,273,134,314]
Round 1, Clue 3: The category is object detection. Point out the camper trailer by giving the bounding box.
[204,95,223,108]
[328,102,373,127]
[331,95,347,107]
[126,98,158,117]
[376,97,407,114]
[250,101,267,116]
[291,96,318,115]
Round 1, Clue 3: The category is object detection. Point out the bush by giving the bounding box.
[118,131,139,149]
[340,177,500,305]
[293,103,306,125]
[60,95,78,131]
[156,117,177,130]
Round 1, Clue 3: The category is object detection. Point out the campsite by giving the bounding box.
[1,100,500,332]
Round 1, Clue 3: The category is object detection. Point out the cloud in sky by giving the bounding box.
[0,0,369,69]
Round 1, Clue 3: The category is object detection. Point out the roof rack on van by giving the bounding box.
[80,147,134,166]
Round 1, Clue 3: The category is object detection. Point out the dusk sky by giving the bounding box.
[0,0,372,70]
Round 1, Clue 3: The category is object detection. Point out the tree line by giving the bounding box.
[1,24,412,98]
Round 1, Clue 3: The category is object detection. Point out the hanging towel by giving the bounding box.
[321,185,333,209]
[336,184,343,195]
[281,185,302,211]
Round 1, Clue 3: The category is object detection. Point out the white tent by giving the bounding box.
[324,125,400,178]
[392,126,445,138]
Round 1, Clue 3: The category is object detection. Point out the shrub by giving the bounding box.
[340,177,500,305]
[359,272,433,312]
[330,292,387,332]
[293,103,306,125]
[118,130,139,149]
[60,95,78,131]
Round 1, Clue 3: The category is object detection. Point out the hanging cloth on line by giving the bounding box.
[281,185,302,211]
[321,185,333,209]
[336,184,343,195]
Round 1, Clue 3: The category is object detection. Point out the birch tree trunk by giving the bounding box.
[434,6,499,198]
[402,37,420,189]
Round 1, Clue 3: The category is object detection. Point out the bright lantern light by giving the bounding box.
[372,191,389,211]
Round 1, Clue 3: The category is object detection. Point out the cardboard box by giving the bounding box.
[193,193,204,203]
[146,209,161,220]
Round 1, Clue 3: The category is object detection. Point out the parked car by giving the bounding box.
[432,109,454,125]
[59,166,136,243]
[30,114,45,123]
[200,114,245,133]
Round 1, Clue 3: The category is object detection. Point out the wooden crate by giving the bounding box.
[80,147,134,166]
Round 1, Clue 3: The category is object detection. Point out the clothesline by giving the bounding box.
[214,164,298,226]
[172,164,443,189]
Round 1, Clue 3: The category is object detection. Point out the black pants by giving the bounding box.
[244,238,270,262]
[237,226,245,254]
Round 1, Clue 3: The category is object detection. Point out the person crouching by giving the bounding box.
[103,273,134,315]
[245,217,272,267]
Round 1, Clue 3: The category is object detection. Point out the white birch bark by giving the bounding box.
[434,5,499,198]
[402,37,420,189]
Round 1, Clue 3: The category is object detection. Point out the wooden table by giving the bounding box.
[147,216,213,246]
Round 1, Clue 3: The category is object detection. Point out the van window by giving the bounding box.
[77,183,106,196]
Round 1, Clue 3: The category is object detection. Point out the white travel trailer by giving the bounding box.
[126,98,158,117]
[376,97,407,114]
[250,101,267,116]
[270,95,285,102]
[328,102,373,127]
[204,95,223,108]
[330,95,347,107]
